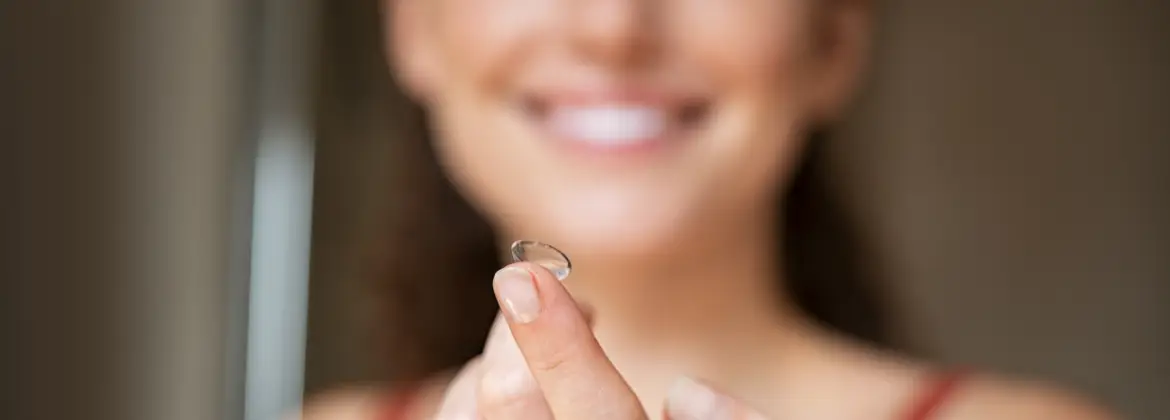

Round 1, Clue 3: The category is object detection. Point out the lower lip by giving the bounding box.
[551,131,676,156]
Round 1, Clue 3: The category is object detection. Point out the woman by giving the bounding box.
[306,0,1116,418]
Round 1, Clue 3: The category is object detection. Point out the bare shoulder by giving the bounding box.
[940,373,1118,420]
[300,376,454,420]
[801,332,1117,420]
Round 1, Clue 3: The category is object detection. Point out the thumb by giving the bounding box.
[664,377,769,420]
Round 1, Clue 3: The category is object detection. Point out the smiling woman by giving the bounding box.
[299,0,1120,419]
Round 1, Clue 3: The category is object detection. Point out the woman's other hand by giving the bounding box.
[433,262,769,420]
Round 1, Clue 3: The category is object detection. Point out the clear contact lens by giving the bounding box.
[510,240,572,281]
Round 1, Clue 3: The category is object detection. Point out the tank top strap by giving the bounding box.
[902,369,969,420]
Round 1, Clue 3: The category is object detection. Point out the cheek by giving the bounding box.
[677,0,818,118]
[677,1,811,67]
[424,2,543,215]
[429,101,511,206]
[706,101,807,220]
[435,0,551,91]
[679,5,815,208]
[429,96,545,239]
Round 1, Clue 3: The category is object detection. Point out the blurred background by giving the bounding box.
[4,1,1168,419]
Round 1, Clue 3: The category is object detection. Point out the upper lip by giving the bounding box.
[539,89,682,104]
[522,86,707,117]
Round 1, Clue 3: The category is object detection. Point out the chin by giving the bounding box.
[504,185,694,258]
[532,213,688,263]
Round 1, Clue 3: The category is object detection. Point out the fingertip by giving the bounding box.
[476,361,552,418]
[667,376,771,420]
[666,377,725,420]
[665,376,772,420]
[477,363,539,406]
[432,358,483,420]
[497,262,574,321]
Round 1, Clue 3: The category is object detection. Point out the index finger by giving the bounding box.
[491,263,647,420]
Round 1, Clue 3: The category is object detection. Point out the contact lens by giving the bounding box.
[510,240,572,281]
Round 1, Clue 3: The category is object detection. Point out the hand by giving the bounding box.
[433,262,769,420]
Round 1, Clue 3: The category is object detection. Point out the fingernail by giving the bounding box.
[494,267,540,324]
[666,377,732,420]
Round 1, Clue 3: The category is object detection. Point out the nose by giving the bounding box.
[568,0,651,67]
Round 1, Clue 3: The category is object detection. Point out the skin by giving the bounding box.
[303,0,1119,419]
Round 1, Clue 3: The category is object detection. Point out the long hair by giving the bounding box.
[376,102,892,383]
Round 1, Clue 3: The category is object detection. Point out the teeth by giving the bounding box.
[549,106,667,145]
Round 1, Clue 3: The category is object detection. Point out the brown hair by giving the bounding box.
[376,101,891,383]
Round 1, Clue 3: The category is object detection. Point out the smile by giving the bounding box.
[521,90,710,154]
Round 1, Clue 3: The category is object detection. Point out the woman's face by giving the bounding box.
[391,0,869,256]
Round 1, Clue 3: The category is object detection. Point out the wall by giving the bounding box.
[5,2,252,419]
[836,1,1169,417]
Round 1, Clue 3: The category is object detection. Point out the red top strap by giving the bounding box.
[903,370,969,420]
